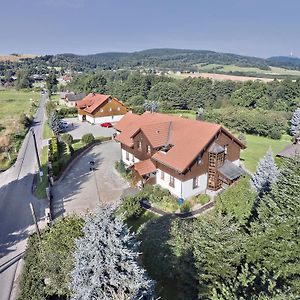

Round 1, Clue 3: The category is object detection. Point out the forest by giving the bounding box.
[65,71,299,139]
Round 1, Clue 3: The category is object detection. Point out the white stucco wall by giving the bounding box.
[85,114,124,124]
[156,169,208,199]
[181,173,208,199]
[121,149,139,166]
[156,169,182,198]
[78,114,83,121]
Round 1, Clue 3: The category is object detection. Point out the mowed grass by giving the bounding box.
[35,146,48,199]
[0,88,40,128]
[241,134,291,173]
[42,123,53,139]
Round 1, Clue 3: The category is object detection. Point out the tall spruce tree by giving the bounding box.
[248,157,300,295]
[251,149,279,194]
[290,108,300,136]
[70,206,155,300]
[48,110,61,135]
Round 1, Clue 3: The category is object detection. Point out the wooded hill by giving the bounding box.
[3,49,300,74]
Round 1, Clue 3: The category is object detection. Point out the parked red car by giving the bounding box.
[100,122,113,128]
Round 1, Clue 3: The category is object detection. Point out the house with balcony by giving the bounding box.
[114,112,246,199]
[76,93,130,124]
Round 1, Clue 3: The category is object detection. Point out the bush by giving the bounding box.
[61,133,73,146]
[197,194,210,205]
[81,133,95,145]
[117,194,144,220]
[180,201,192,213]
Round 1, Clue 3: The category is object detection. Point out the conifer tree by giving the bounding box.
[70,206,155,300]
[248,157,300,295]
[251,149,279,194]
[48,110,61,135]
[290,108,300,136]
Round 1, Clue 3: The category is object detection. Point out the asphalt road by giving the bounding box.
[0,93,48,300]
[52,141,136,217]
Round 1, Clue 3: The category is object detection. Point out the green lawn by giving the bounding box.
[42,123,53,139]
[35,146,48,199]
[241,134,291,172]
[126,211,158,232]
[0,88,40,128]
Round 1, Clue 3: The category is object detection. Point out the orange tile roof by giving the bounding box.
[76,93,111,114]
[115,112,244,173]
[132,159,156,176]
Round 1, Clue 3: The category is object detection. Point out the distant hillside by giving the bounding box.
[0,54,39,62]
[53,48,270,71]
[266,56,300,70]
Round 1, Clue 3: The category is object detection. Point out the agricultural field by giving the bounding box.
[0,88,40,170]
[0,54,38,62]
[0,88,40,131]
[195,63,300,77]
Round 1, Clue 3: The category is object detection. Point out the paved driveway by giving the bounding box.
[61,117,115,140]
[52,141,136,217]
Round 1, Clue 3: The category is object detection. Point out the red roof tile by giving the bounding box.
[132,159,156,176]
[76,93,111,114]
[115,112,244,173]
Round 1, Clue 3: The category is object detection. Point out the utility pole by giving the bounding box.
[29,202,41,242]
[31,128,43,182]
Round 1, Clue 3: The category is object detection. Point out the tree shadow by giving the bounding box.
[139,215,198,300]
[0,173,46,258]
[51,152,101,218]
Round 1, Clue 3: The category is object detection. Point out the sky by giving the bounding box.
[1,0,299,58]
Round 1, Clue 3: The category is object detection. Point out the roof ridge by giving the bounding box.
[165,121,172,146]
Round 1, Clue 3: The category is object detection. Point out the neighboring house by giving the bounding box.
[277,137,300,159]
[76,93,130,124]
[60,92,86,107]
[115,112,245,199]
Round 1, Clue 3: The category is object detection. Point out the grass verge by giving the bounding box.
[35,146,48,199]
[42,123,52,139]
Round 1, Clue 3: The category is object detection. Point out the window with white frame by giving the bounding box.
[193,176,199,189]
[161,170,165,180]
[169,176,175,187]
[147,145,151,154]
[109,107,112,112]
[100,108,104,112]
[117,107,120,111]
[137,141,142,150]
[126,151,129,161]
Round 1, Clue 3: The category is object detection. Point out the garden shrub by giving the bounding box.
[117,194,144,220]
[81,133,95,144]
[197,194,210,205]
[180,201,192,213]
